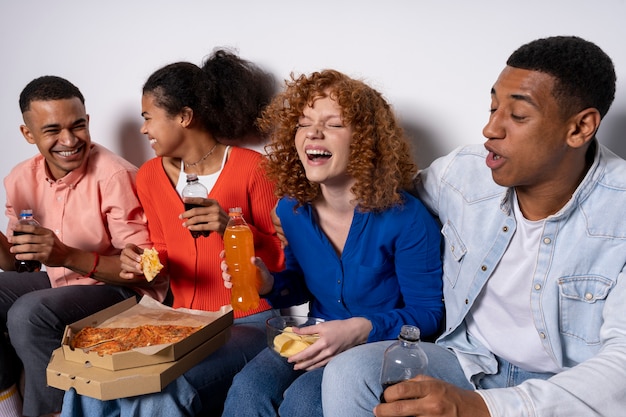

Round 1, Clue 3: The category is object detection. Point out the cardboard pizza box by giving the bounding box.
[47,326,230,400]
[61,296,233,371]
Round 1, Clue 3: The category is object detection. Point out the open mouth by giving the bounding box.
[57,149,80,157]
[54,144,84,158]
[305,149,332,161]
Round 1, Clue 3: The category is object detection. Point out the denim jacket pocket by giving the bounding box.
[558,275,613,345]
[441,221,466,287]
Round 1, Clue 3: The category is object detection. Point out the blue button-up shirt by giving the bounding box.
[266,191,444,342]
[415,142,626,416]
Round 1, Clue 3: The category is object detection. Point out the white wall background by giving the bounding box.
[1,0,625,235]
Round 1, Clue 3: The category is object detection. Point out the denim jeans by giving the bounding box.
[62,309,275,417]
[221,347,324,417]
[322,341,554,417]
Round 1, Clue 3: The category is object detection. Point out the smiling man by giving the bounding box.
[0,76,168,417]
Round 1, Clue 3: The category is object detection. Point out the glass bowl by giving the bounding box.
[266,315,324,358]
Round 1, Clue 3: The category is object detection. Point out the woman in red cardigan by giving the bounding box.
[61,50,284,417]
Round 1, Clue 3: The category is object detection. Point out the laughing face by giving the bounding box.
[20,98,91,180]
[482,66,574,191]
[295,95,354,188]
[140,93,185,158]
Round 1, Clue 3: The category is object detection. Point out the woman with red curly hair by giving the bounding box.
[221,70,444,417]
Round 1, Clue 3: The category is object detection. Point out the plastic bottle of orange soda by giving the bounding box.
[223,207,260,311]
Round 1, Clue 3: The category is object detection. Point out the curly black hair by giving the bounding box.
[201,49,276,139]
[19,75,85,113]
[507,36,616,119]
[142,49,276,140]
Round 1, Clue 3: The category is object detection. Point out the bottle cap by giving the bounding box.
[19,209,33,218]
[228,207,243,216]
[399,325,421,342]
[186,173,199,182]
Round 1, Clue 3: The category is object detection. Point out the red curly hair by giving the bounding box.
[260,70,417,212]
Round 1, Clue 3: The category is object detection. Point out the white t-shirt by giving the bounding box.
[465,193,561,373]
[175,146,230,196]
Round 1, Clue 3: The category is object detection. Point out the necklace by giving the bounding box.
[184,143,218,168]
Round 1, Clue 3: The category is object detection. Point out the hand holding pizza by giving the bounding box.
[119,243,163,282]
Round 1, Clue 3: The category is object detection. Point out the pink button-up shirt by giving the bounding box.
[3,143,167,301]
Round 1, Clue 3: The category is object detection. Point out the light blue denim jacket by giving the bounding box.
[414,142,626,417]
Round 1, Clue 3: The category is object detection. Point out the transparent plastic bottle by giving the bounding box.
[379,325,428,402]
[182,173,210,238]
[13,209,42,272]
[223,207,259,312]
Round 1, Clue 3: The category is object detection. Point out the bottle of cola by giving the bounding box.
[182,173,210,238]
[14,209,42,272]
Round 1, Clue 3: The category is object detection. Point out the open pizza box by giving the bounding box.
[47,326,230,400]
[60,296,233,371]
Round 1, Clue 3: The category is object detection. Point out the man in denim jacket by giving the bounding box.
[322,36,626,416]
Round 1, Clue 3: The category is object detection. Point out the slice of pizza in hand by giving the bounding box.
[141,248,163,282]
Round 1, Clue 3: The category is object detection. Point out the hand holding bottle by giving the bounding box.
[12,209,42,272]
[373,377,491,417]
[180,196,228,237]
[221,253,274,295]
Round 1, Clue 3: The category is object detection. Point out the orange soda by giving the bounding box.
[223,207,260,311]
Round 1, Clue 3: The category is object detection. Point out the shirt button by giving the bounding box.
[451,245,455,252]
[543,237,552,244]
[465,299,469,304]
[585,293,593,301]
[534,284,541,290]
[337,300,341,303]
[539,332,546,339]
[55,229,60,234]
[481,265,487,271]
[337,280,341,284]
[57,196,62,202]
[502,226,508,232]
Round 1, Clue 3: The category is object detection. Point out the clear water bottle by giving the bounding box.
[13,209,42,272]
[379,325,428,402]
[223,207,259,312]
[182,173,210,238]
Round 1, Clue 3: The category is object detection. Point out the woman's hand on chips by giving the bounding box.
[288,317,372,371]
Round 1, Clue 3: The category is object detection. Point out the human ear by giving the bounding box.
[180,107,193,128]
[567,108,601,149]
[19,124,36,145]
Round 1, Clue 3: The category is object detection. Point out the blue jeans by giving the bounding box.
[62,309,276,417]
[321,341,554,416]
[0,271,137,417]
[221,347,323,417]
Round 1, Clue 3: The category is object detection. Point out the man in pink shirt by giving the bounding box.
[0,76,168,417]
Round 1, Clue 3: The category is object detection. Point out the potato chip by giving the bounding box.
[279,340,311,357]
[272,326,319,357]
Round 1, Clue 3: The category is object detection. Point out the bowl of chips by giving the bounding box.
[267,316,323,359]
